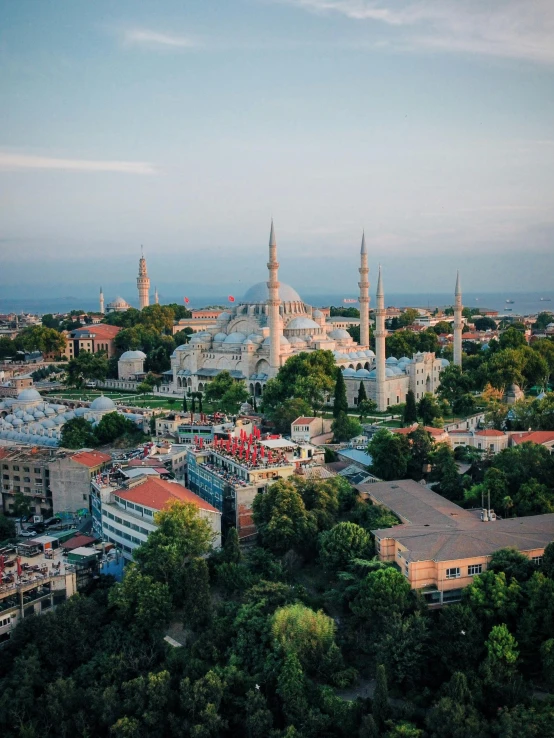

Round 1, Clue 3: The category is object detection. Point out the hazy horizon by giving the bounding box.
[2,1,554,294]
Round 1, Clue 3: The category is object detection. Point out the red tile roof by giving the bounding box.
[511,431,554,446]
[292,417,317,425]
[62,534,97,550]
[393,424,446,438]
[71,450,112,468]
[475,429,506,437]
[116,476,219,513]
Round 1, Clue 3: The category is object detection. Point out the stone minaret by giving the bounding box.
[453,270,463,367]
[154,286,159,305]
[137,247,150,310]
[99,286,104,315]
[375,266,387,411]
[358,231,370,347]
[267,220,282,374]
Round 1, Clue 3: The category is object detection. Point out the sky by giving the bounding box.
[1,0,554,300]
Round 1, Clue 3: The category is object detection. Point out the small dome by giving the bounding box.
[64,411,75,421]
[110,296,130,307]
[313,309,324,318]
[224,332,247,344]
[90,395,116,411]
[174,344,189,351]
[398,356,411,363]
[287,317,320,330]
[33,409,45,418]
[119,350,147,360]
[481,343,490,351]
[385,367,396,377]
[243,339,254,345]
[213,333,228,342]
[17,388,42,402]
[22,413,35,422]
[343,368,356,377]
[386,356,398,364]
[44,406,55,416]
[355,369,371,377]
[217,311,232,322]
[262,335,290,345]
[368,369,377,378]
[288,336,306,344]
[5,414,15,422]
[247,333,264,343]
[53,415,65,425]
[440,358,450,367]
[190,334,209,344]
[14,410,24,418]
[328,329,350,340]
[12,418,23,426]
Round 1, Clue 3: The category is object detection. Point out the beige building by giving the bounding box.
[291,416,332,443]
[48,449,112,514]
[448,428,509,455]
[63,324,121,359]
[359,479,554,606]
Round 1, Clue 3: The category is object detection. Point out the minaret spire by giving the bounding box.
[99,286,104,315]
[137,248,150,310]
[267,219,282,374]
[358,231,370,347]
[154,286,159,305]
[453,270,463,367]
[375,265,387,411]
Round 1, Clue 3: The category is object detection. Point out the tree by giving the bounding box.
[425,672,485,738]
[108,563,172,637]
[182,394,187,413]
[398,308,419,327]
[60,416,97,449]
[433,320,454,335]
[333,369,348,418]
[403,390,417,425]
[542,542,554,578]
[95,411,140,444]
[223,527,242,564]
[358,399,377,422]
[271,397,313,435]
[417,393,442,426]
[429,443,462,501]
[15,325,66,355]
[262,350,336,416]
[319,522,371,571]
[372,664,389,728]
[500,327,527,350]
[367,429,410,480]
[65,351,108,387]
[463,570,520,623]
[332,412,362,442]
[377,612,429,689]
[244,688,273,738]
[437,365,473,412]
[205,371,248,413]
[252,479,316,554]
[134,500,214,604]
[272,603,336,672]
[488,548,534,583]
[183,557,212,628]
[406,426,433,480]
[474,316,497,331]
[351,567,412,621]
[277,651,308,723]
[484,623,519,673]
[357,380,368,405]
[0,514,16,540]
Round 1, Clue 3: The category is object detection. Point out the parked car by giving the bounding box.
[44,517,62,528]
[27,523,46,535]
[19,530,35,538]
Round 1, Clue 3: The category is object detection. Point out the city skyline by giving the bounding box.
[2,0,554,294]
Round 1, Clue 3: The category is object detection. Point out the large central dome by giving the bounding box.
[241,281,303,304]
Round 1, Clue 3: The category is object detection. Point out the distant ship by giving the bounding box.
[506,299,515,304]
[540,297,552,302]
[505,308,513,311]
[343,298,358,303]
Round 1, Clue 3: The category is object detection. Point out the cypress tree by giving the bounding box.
[223,527,242,564]
[182,394,187,413]
[191,395,196,414]
[372,664,389,728]
[359,715,379,738]
[333,370,349,418]
[197,392,203,413]
[403,389,417,425]
[357,380,368,405]
[183,557,212,627]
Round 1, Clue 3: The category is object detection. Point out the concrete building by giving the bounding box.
[291,416,332,443]
[0,446,53,517]
[448,428,509,455]
[173,309,225,335]
[91,474,221,561]
[358,479,554,606]
[63,324,121,359]
[187,436,323,540]
[0,548,77,644]
[118,350,146,380]
[48,449,112,514]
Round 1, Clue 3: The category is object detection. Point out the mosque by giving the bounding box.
[100,247,159,314]
[0,389,144,447]
[168,222,462,411]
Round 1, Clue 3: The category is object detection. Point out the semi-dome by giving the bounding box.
[90,395,116,412]
[286,317,320,330]
[120,350,147,360]
[224,332,247,344]
[329,328,350,340]
[242,281,303,304]
[213,333,228,342]
[17,388,41,402]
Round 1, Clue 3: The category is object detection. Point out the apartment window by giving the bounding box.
[13,476,20,482]
[123,520,131,528]
[446,567,460,579]
[144,509,153,517]
[2,475,8,480]
[34,468,41,474]
[24,477,30,483]
[532,556,543,565]
[127,502,135,510]
[35,478,42,485]
[13,466,19,471]
[468,564,482,576]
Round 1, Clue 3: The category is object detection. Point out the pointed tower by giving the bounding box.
[154,286,159,305]
[375,266,387,411]
[358,232,370,347]
[267,220,282,374]
[99,286,104,315]
[453,271,463,367]
[137,246,150,310]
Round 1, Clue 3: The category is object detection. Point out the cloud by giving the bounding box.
[0,152,156,174]
[122,28,198,49]
[286,0,554,64]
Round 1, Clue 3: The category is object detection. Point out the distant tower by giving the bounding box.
[267,220,282,374]
[453,270,463,367]
[154,286,159,305]
[375,266,387,412]
[358,232,370,347]
[99,286,104,315]
[137,246,150,310]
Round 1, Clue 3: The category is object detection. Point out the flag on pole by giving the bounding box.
[184,297,190,304]
[228,295,235,303]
